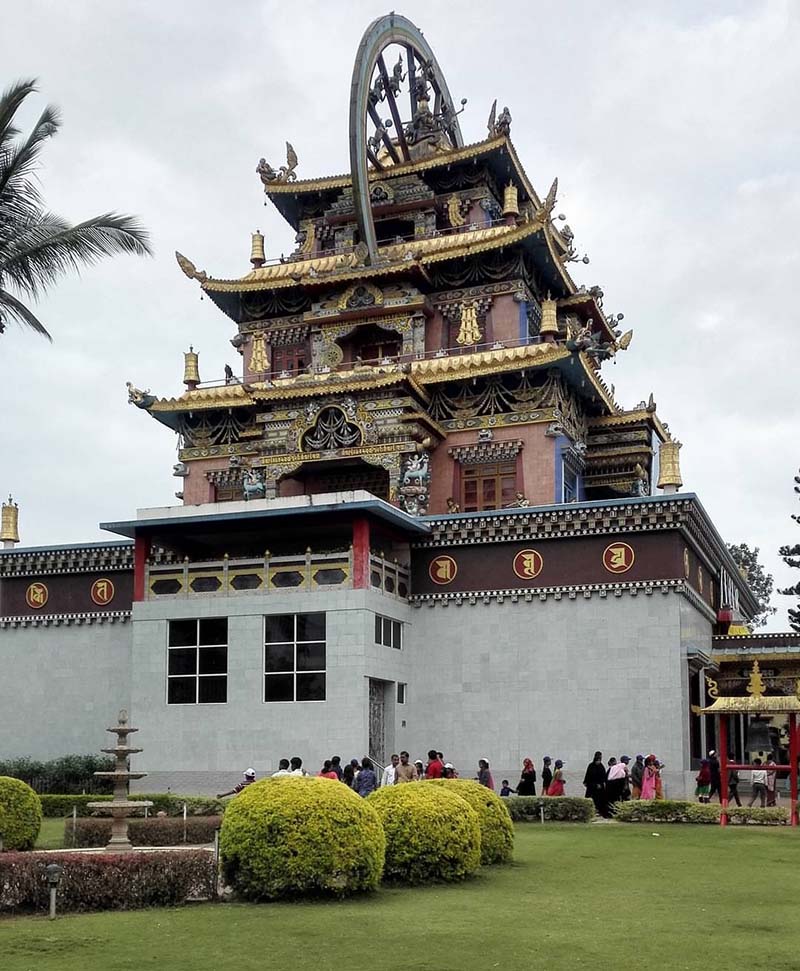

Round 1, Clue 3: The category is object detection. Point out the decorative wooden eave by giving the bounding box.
[701,661,800,715]
[145,369,430,415]
[410,342,569,385]
[190,220,549,295]
[588,408,670,443]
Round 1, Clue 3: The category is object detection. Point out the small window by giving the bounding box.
[167,618,228,705]
[264,613,326,702]
[375,614,402,649]
[397,682,407,704]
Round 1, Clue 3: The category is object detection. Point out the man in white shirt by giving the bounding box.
[381,753,400,786]
[272,758,291,776]
[289,756,307,776]
[749,758,768,806]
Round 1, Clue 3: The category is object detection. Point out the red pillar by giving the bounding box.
[133,534,150,603]
[719,716,729,826]
[789,713,798,828]
[352,518,370,590]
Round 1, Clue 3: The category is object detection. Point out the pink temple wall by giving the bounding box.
[427,423,556,514]
[182,457,228,504]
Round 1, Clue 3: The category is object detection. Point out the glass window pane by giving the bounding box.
[265,614,294,643]
[168,648,197,676]
[392,621,402,649]
[199,617,227,645]
[296,642,325,672]
[297,672,325,701]
[199,645,227,675]
[265,674,294,702]
[265,643,294,673]
[482,478,497,505]
[500,476,516,506]
[382,617,392,647]
[168,619,197,647]
[296,612,325,642]
[375,615,382,644]
[168,677,196,705]
[198,676,227,704]
[397,682,406,704]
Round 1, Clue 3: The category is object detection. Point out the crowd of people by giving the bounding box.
[218,747,783,809]
[218,750,484,800]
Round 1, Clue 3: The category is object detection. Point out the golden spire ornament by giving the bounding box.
[183,346,200,390]
[1,494,20,548]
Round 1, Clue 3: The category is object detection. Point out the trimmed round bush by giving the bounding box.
[367,782,480,884]
[0,776,42,851]
[220,776,384,900]
[426,779,514,864]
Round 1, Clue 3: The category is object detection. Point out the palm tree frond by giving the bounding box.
[0,79,39,152]
[0,212,152,300]
[0,287,52,340]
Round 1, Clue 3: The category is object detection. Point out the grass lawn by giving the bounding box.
[35,818,69,850]
[5,823,800,970]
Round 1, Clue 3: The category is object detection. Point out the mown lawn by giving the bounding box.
[5,823,800,971]
[35,818,69,850]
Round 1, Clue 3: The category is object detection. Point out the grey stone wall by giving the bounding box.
[0,621,131,759]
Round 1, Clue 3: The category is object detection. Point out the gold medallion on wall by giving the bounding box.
[513,549,543,580]
[91,578,116,606]
[25,582,48,609]
[602,542,635,574]
[429,555,457,585]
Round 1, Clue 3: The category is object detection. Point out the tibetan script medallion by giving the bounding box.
[429,555,457,585]
[91,578,116,606]
[25,582,49,609]
[513,549,543,580]
[602,542,635,574]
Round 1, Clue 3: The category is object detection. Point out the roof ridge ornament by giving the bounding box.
[256,142,298,187]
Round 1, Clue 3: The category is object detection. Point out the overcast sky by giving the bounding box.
[1,1,797,629]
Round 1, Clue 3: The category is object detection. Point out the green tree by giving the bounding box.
[778,469,800,632]
[0,79,151,340]
[726,542,776,628]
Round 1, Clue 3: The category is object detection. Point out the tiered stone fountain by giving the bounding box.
[88,710,152,851]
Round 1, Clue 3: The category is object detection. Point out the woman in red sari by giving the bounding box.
[546,760,565,796]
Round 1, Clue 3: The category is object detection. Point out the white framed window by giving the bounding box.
[264,612,326,702]
[167,618,228,705]
[397,682,407,704]
[375,614,402,650]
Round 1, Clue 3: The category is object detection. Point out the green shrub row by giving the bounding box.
[0,850,216,913]
[39,793,224,818]
[614,800,790,825]
[504,795,595,822]
[66,816,222,847]
[0,756,116,794]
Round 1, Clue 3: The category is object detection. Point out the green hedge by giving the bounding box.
[0,755,115,795]
[67,816,222,847]
[614,800,790,825]
[221,777,385,900]
[425,779,514,864]
[0,777,43,850]
[505,796,595,822]
[40,793,224,818]
[368,782,481,884]
[0,850,215,913]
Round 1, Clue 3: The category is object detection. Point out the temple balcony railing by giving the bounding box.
[198,335,545,387]
[144,550,409,601]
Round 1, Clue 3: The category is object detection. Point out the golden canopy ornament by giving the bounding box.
[701,660,800,715]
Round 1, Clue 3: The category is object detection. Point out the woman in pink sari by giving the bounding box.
[640,755,658,800]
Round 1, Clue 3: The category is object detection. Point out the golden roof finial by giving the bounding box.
[657,439,683,494]
[503,183,519,218]
[539,293,559,342]
[746,660,765,700]
[183,346,200,390]
[1,494,20,548]
[250,230,266,268]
